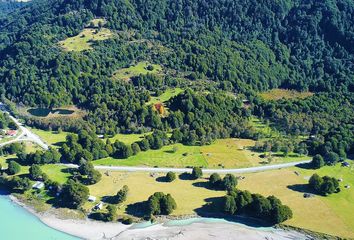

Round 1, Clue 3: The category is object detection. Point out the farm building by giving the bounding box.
[342,162,350,167]
[93,202,103,211]
[88,196,97,202]
[6,130,17,136]
[32,181,44,190]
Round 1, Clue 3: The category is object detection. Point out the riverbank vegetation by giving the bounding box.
[0,0,353,238]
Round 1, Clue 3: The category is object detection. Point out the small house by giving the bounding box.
[88,195,96,202]
[32,181,45,190]
[342,162,350,167]
[93,202,103,211]
[6,130,17,136]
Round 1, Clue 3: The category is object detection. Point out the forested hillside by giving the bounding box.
[0,1,25,17]
[0,0,353,156]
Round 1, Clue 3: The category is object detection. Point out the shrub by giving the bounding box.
[191,167,202,179]
[222,174,237,191]
[311,154,324,169]
[7,161,21,175]
[165,171,176,182]
[209,173,221,188]
[148,192,177,216]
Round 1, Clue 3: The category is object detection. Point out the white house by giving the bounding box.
[93,202,103,210]
[32,181,44,190]
[88,195,96,202]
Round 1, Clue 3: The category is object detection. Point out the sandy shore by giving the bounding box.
[10,195,311,240]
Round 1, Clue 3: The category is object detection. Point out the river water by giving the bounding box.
[0,193,79,240]
[0,193,288,240]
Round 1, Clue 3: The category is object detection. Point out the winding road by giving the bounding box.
[1,103,311,174]
[0,105,48,150]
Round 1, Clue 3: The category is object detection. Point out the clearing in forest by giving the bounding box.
[58,28,113,52]
[260,89,313,101]
[146,88,184,105]
[112,61,162,81]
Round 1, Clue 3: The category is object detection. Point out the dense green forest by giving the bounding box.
[0,1,25,17]
[0,0,353,157]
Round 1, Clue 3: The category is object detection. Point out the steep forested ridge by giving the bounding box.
[0,0,353,155]
[0,1,25,17]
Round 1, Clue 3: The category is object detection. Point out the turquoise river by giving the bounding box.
[0,193,79,240]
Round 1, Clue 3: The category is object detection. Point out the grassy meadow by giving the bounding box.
[59,28,113,51]
[84,161,354,238]
[260,89,314,101]
[146,88,184,105]
[107,132,151,145]
[238,163,354,238]
[93,138,308,168]
[112,61,162,81]
[94,143,207,167]
[30,128,69,148]
[87,171,225,216]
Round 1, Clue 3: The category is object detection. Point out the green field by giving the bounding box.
[239,163,354,238]
[87,171,225,216]
[94,143,207,167]
[40,164,72,184]
[58,28,113,51]
[0,155,29,175]
[112,61,162,81]
[147,88,184,105]
[107,132,151,145]
[30,128,69,148]
[260,89,314,101]
[94,139,308,168]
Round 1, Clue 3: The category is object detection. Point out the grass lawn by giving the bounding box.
[238,163,354,238]
[87,171,225,216]
[147,88,184,105]
[40,165,72,184]
[29,128,69,148]
[107,132,151,145]
[94,143,208,168]
[112,61,162,81]
[94,138,307,168]
[59,28,113,51]
[0,155,29,175]
[259,89,314,101]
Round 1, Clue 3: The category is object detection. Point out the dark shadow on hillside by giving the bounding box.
[101,195,117,204]
[88,212,108,222]
[192,181,225,191]
[60,168,77,174]
[163,150,175,154]
[296,162,313,169]
[53,141,65,148]
[126,201,148,218]
[287,184,315,194]
[178,172,194,180]
[155,176,168,182]
[6,158,21,165]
